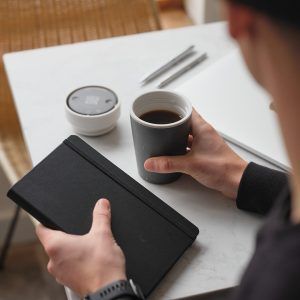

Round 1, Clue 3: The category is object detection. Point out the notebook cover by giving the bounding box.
[7,135,199,296]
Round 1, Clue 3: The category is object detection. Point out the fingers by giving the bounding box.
[192,108,207,125]
[36,224,63,245]
[90,199,112,235]
[36,225,67,258]
[191,109,209,136]
[36,224,49,244]
[144,155,187,174]
[187,134,193,148]
[191,108,218,139]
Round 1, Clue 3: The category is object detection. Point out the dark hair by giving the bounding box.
[228,0,300,29]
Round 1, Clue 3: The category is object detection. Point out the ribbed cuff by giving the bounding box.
[236,162,288,215]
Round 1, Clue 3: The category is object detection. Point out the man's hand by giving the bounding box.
[144,110,248,199]
[36,199,126,297]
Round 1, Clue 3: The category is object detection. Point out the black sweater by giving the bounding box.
[232,162,300,300]
[115,162,300,299]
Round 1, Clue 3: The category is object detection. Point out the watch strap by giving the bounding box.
[85,280,142,300]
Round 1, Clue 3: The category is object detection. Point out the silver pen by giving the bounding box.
[158,53,208,88]
[140,45,195,85]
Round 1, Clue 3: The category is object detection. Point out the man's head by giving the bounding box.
[227,0,300,28]
[222,0,300,184]
[222,0,300,87]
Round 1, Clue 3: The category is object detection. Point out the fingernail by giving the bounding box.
[96,199,104,209]
[98,198,110,209]
[144,159,154,171]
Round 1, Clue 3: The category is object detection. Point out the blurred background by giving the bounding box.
[0,1,222,299]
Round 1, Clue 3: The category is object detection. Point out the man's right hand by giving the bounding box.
[144,110,248,199]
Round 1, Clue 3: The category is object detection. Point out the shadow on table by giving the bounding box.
[174,286,236,300]
[85,125,123,150]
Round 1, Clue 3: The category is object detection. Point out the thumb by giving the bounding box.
[144,155,187,174]
[91,199,112,234]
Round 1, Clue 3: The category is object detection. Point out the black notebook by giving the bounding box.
[7,135,199,296]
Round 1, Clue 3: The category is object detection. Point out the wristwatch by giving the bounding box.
[84,279,145,300]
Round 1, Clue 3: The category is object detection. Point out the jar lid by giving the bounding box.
[67,86,118,116]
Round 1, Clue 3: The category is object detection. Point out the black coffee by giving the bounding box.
[140,110,182,124]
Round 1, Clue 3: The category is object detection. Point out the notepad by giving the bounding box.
[7,135,199,296]
[176,50,289,170]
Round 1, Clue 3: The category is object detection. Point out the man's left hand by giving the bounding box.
[36,198,126,297]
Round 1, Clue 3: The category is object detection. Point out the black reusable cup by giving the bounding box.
[130,90,192,184]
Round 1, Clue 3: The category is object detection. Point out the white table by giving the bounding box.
[4,22,274,299]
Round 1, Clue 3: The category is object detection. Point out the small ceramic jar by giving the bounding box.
[65,86,120,136]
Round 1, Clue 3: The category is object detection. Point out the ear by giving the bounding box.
[225,2,256,40]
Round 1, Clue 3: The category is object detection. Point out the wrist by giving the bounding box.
[220,158,248,199]
[84,274,127,296]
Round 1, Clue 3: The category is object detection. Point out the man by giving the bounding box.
[36,0,300,299]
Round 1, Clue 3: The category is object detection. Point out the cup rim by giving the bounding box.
[130,90,192,129]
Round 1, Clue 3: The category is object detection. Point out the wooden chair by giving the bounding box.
[0,0,161,269]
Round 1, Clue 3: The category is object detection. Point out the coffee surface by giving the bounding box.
[140,110,182,124]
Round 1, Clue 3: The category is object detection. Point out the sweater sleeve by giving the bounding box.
[236,162,288,215]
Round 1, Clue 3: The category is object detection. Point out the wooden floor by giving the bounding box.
[0,242,66,300]
[0,6,192,300]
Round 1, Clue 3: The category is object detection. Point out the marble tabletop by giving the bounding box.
[4,22,274,299]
